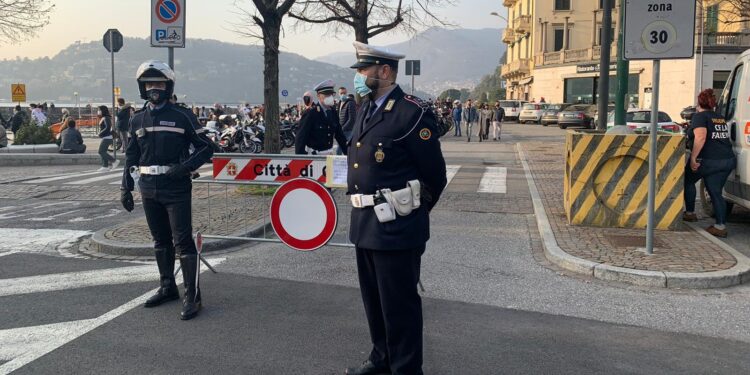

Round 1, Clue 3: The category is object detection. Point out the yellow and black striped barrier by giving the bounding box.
[564,131,685,230]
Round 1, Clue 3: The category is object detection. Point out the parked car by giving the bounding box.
[519,103,549,124]
[702,48,750,216]
[540,103,571,126]
[605,109,683,133]
[498,100,527,121]
[557,104,597,129]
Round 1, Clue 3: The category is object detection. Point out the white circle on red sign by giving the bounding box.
[270,178,337,251]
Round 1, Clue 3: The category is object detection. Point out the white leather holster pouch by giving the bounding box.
[381,180,421,218]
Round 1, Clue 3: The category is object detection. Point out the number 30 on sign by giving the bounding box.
[641,20,677,54]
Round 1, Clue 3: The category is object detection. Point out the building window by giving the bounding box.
[555,0,571,11]
[554,28,565,51]
[705,5,719,33]
[598,27,615,45]
[713,71,731,92]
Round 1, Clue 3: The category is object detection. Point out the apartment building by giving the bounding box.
[501,0,750,120]
[501,0,535,100]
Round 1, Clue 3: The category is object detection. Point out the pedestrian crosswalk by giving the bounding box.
[18,164,511,194]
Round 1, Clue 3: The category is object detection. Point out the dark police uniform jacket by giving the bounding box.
[348,85,447,250]
[295,103,348,154]
[121,102,214,198]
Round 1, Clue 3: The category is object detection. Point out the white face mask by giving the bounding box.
[323,96,335,106]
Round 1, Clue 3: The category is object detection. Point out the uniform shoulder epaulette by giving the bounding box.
[403,94,430,110]
[134,107,146,114]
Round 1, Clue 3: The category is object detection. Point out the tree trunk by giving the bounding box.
[355,0,369,42]
[263,17,281,154]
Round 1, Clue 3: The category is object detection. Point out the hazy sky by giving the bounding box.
[0,0,505,60]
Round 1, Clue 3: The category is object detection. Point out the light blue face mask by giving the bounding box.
[353,72,372,96]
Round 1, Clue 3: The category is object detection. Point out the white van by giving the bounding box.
[498,100,527,121]
[705,49,750,213]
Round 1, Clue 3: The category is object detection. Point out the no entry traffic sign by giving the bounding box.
[270,178,337,251]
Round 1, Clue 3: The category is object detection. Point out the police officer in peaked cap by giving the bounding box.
[345,41,447,375]
[295,79,348,155]
[120,60,214,320]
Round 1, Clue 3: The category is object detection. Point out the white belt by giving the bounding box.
[305,146,335,155]
[350,194,377,208]
[139,165,171,175]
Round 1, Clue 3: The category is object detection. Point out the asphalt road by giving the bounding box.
[2,123,750,374]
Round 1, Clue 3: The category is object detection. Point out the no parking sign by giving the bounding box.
[151,0,186,48]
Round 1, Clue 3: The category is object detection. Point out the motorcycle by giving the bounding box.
[280,121,296,149]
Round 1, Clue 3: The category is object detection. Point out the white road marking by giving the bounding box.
[477,167,507,194]
[65,169,124,185]
[0,228,90,254]
[68,208,121,222]
[0,251,18,258]
[25,209,82,222]
[0,258,225,374]
[0,264,157,297]
[446,165,461,185]
[22,170,103,184]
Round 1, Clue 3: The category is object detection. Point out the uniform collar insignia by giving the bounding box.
[384,99,395,112]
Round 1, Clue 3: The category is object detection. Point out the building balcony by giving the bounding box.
[502,29,516,44]
[503,0,518,7]
[501,58,531,79]
[698,32,750,53]
[513,15,531,33]
[534,45,617,67]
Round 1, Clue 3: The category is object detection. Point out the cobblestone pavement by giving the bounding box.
[524,141,737,273]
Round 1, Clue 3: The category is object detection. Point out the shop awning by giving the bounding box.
[519,76,534,85]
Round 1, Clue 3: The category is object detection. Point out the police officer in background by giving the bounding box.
[120,60,214,320]
[294,79,348,155]
[345,42,447,375]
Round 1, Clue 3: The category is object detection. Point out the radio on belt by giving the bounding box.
[352,180,421,223]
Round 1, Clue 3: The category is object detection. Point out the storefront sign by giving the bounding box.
[576,63,617,74]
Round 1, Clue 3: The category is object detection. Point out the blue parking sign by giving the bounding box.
[281,90,289,97]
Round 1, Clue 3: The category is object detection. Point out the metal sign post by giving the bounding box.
[405,60,421,95]
[104,29,123,160]
[624,0,696,254]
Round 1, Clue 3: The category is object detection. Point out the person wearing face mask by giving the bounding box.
[120,60,214,320]
[96,105,118,171]
[338,86,357,155]
[345,41,447,375]
[294,79,348,155]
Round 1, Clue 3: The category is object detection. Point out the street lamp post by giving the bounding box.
[74,92,80,118]
[490,11,510,98]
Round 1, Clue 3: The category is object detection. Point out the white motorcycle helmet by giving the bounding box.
[135,60,175,101]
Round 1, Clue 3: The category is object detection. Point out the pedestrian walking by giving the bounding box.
[683,88,736,237]
[452,100,462,137]
[492,102,505,141]
[120,60,214,320]
[294,79,348,155]
[59,120,87,154]
[96,105,117,171]
[116,98,133,152]
[0,122,7,148]
[462,99,478,142]
[478,103,493,142]
[30,103,47,126]
[345,41,447,375]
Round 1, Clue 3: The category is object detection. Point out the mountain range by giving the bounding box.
[0,28,502,104]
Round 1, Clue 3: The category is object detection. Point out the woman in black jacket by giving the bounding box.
[97,105,118,171]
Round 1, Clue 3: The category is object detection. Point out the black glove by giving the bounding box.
[120,190,134,212]
[165,164,190,180]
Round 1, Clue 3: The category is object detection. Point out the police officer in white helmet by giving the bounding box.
[120,60,214,320]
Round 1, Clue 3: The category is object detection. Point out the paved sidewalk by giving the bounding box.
[521,141,750,288]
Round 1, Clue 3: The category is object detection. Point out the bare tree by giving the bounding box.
[0,0,54,45]
[233,0,296,154]
[289,0,453,43]
[715,1,750,26]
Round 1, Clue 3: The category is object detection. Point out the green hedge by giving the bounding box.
[13,121,54,145]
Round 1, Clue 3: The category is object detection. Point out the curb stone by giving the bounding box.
[88,221,272,257]
[517,142,750,289]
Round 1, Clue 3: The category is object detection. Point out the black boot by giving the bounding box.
[144,247,179,308]
[180,254,202,320]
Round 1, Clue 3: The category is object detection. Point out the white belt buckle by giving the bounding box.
[149,166,159,175]
[351,194,363,208]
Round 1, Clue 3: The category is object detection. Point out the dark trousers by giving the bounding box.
[142,192,197,256]
[98,138,115,167]
[356,246,424,375]
[684,157,736,225]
